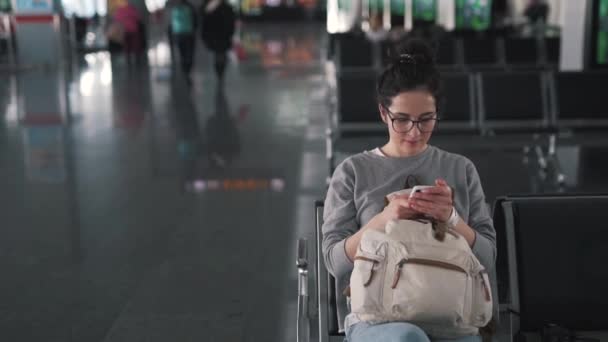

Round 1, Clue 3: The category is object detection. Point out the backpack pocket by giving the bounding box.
[350,238,387,315]
[390,256,468,326]
[464,270,493,327]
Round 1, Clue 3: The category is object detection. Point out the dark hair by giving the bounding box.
[377,38,440,109]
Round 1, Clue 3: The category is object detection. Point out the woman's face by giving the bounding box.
[379,90,438,155]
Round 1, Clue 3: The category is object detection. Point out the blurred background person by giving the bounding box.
[365,11,389,43]
[524,0,550,24]
[112,0,144,65]
[524,0,550,36]
[200,0,236,85]
[168,0,198,84]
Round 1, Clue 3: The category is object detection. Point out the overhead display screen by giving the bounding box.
[413,0,436,21]
[455,0,493,31]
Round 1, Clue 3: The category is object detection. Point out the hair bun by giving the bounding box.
[398,53,416,65]
[377,37,440,109]
[392,38,435,65]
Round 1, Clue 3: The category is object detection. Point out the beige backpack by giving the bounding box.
[349,219,493,339]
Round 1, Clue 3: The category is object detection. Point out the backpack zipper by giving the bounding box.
[391,258,467,289]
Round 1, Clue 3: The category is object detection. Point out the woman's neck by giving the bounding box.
[380,142,428,158]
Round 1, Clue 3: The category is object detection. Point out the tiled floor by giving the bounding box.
[1,23,328,342]
[2,22,608,342]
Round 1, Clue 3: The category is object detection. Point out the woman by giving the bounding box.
[321,39,496,342]
[168,0,198,80]
[200,0,236,84]
[112,1,143,64]
[365,11,389,43]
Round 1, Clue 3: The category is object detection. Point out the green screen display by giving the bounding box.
[369,0,384,12]
[413,0,436,21]
[391,0,405,16]
[0,0,11,12]
[598,0,608,64]
[338,0,352,11]
[455,0,493,31]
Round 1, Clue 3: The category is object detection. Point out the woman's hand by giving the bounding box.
[408,179,454,223]
[378,195,421,225]
[346,194,421,260]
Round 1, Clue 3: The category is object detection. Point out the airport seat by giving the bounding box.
[543,37,560,67]
[478,71,551,133]
[437,72,478,132]
[380,38,395,68]
[379,33,462,71]
[551,71,608,129]
[296,202,345,342]
[462,35,504,70]
[436,36,462,71]
[297,201,501,342]
[327,69,384,174]
[504,37,539,68]
[334,69,382,131]
[493,194,608,337]
[334,35,375,71]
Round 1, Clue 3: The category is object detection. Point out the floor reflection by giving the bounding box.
[203,88,241,169]
[112,68,151,130]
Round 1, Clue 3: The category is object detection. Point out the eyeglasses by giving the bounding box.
[382,106,439,133]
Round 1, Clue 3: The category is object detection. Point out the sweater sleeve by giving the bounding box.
[321,160,358,280]
[465,160,497,272]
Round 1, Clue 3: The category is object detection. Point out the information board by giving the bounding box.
[455,0,492,31]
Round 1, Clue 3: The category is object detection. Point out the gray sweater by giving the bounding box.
[321,146,497,332]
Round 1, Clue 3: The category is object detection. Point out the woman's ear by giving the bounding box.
[379,104,388,124]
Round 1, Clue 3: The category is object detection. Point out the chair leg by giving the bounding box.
[297,239,310,342]
[297,291,310,342]
[531,134,567,190]
[534,145,548,180]
[546,134,566,187]
[535,134,565,189]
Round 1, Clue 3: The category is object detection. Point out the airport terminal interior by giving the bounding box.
[2,0,608,341]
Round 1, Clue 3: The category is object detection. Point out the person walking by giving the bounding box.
[168,0,198,83]
[112,0,143,65]
[200,0,236,85]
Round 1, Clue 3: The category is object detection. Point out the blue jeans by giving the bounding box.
[346,322,482,342]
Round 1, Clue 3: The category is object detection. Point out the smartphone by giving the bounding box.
[409,185,434,199]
